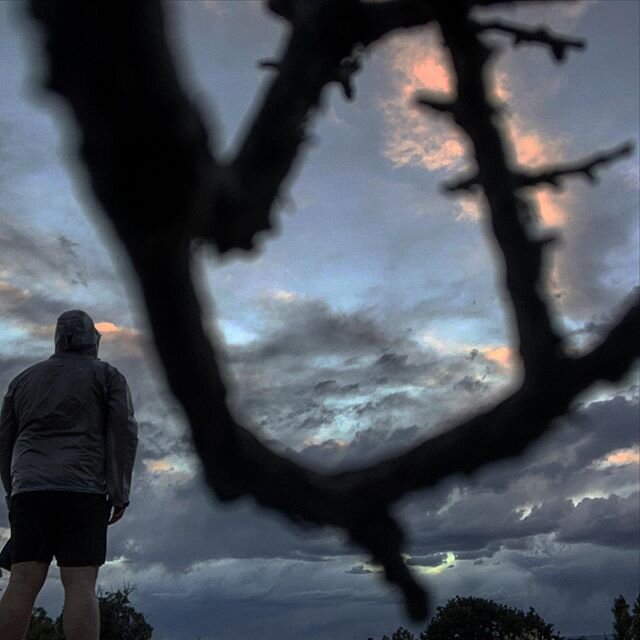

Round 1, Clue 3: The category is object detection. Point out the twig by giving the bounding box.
[515,142,635,188]
[443,142,634,192]
[472,18,586,61]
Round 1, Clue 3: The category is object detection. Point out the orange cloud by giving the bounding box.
[94,321,142,357]
[95,321,118,334]
[379,31,572,230]
[145,459,174,474]
[503,112,572,227]
[410,55,452,94]
[455,188,570,227]
[450,112,571,227]
[379,30,466,171]
[603,447,640,467]
[504,111,561,169]
[534,189,570,227]
[482,345,514,369]
[95,321,139,340]
[379,34,517,174]
[143,458,194,483]
[512,130,548,167]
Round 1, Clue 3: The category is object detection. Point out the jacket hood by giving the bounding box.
[54,309,101,356]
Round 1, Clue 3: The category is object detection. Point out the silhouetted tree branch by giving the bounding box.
[443,142,634,192]
[28,0,639,623]
[471,17,586,61]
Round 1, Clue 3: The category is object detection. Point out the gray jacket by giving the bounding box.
[0,310,138,507]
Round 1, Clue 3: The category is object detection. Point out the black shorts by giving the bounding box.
[9,491,111,567]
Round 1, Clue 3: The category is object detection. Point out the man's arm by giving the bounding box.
[105,369,138,514]
[0,384,17,509]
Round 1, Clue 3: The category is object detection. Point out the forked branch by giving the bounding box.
[28,0,639,623]
[471,17,586,61]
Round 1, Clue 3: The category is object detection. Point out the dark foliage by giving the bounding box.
[381,627,418,640]
[25,587,152,640]
[632,594,640,640]
[95,586,153,640]
[375,596,564,640]
[419,596,563,640]
[612,593,640,640]
[26,608,62,640]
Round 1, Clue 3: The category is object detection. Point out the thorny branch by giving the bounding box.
[28,0,639,622]
[471,17,586,61]
[515,143,635,189]
[443,142,635,193]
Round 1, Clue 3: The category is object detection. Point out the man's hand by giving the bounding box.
[108,504,126,525]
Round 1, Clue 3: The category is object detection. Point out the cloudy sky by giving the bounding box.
[0,1,638,638]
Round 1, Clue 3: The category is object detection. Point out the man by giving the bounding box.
[0,309,138,640]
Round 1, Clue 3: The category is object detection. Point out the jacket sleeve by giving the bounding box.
[0,383,17,505]
[105,369,138,508]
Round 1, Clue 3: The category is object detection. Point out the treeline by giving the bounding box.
[26,586,152,640]
[24,589,639,639]
[372,593,640,640]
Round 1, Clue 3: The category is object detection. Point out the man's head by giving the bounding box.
[54,309,101,356]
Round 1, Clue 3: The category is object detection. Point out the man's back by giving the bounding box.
[0,309,137,509]
[8,353,124,497]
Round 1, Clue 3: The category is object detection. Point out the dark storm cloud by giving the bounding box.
[500,544,640,636]
[223,293,499,451]
[110,471,345,572]
[404,495,552,561]
[568,394,640,467]
[556,492,640,549]
[225,294,501,390]
[231,296,397,363]
[111,376,640,577]
[201,392,621,568]
[397,394,639,561]
[404,488,637,563]
[453,393,640,497]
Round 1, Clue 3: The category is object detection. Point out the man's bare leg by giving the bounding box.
[60,566,100,640]
[0,560,50,640]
